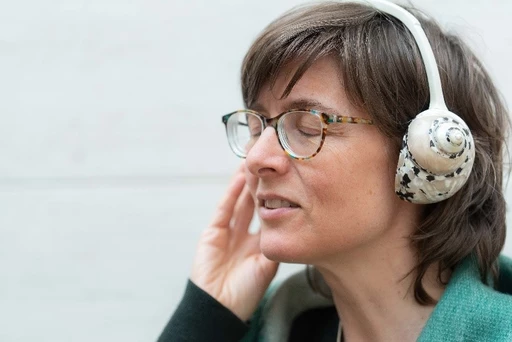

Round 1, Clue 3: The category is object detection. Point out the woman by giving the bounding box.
[159,1,512,341]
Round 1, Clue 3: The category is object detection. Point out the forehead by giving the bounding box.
[252,56,368,119]
[259,56,342,98]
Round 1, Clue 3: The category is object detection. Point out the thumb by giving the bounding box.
[255,253,280,285]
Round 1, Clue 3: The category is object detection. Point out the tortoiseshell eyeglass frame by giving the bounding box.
[221,109,374,160]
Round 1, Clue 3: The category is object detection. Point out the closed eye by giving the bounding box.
[248,124,262,137]
[298,125,322,136]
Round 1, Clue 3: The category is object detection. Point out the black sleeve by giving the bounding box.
[157,280,250,342]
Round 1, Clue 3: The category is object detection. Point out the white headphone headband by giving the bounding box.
[348,0,475,204]
[353,0,447,111]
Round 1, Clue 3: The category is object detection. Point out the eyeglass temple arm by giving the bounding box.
[328,115,374,125]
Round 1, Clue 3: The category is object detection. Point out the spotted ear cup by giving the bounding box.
[344,0,476,203]
[395,109,475,204]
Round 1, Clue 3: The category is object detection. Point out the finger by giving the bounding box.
[255,253,280,282]
[231,184,255,236]
[210,170,246,229]
[245,232,280,278]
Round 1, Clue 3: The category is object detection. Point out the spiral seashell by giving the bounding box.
[395,109,475,204]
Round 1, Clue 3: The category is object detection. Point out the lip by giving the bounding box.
[256,193,301,221]
[258,206,299,220]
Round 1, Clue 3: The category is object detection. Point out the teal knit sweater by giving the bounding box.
[243,255,512,341]
[159,255,512,341]
[417,255,512,341]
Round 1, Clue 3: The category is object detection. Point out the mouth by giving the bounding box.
[262,199,300,209]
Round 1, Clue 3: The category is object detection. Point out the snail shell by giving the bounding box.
[395,109,475,204]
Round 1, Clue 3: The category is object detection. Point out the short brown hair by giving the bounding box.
[241,1,509,304]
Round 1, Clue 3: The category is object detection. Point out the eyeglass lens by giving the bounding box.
[226,111,323,158]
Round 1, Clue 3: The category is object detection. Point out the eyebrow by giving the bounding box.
[250,98,342,117]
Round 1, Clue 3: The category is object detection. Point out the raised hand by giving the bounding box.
[190,165,279,321]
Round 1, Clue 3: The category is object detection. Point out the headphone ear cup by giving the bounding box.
[395,109,475,204]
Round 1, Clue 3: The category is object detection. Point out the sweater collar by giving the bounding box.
[417,255,512,341]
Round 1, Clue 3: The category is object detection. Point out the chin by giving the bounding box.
[259,229,311,264]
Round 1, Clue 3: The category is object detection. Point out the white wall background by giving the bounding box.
[0,0,510,341]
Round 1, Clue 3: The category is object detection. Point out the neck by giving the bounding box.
[315,234,447,342]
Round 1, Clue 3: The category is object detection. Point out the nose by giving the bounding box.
[245,126,291,177]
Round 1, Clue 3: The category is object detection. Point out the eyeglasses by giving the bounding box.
[221,109,373,160]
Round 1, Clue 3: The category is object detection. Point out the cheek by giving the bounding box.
[244,167,259,196]
[319,139,398,206]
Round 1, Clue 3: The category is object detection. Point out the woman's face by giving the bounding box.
[245,56,420,265]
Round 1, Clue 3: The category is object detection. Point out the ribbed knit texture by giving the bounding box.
[158,280,249,342]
